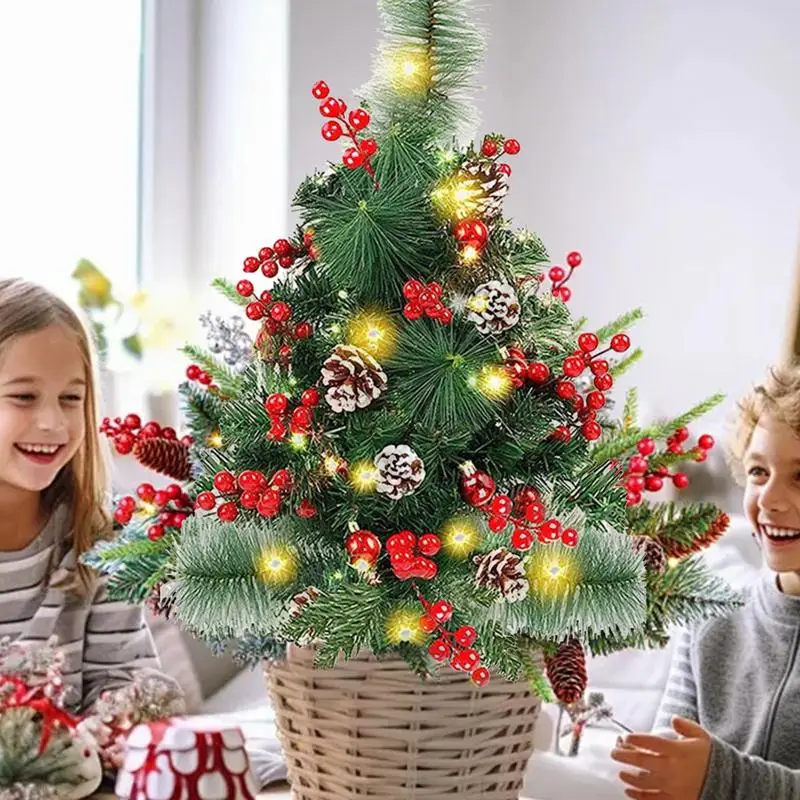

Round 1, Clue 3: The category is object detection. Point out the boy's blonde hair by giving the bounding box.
[726,362,800,484]
[0,279,110,593]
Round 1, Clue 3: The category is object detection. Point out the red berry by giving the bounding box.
[270,301,292,323]
[342,147,364,169]
[420,615,438,634]
[294,321,313,340]
[610,334,631,352]
[673,473,690,489]
[428,638,451,662]
[114,432,135,455]
[626,490,642,506]
[349,108,370,130]
[438,307,453,324]
[278,345,293,363]
[213,471,237,494]
[257,491,282,518]
[698,434,715,450]
[481,138,498,157]
[555,381,576,399]
[471,666,491,687]
[645,475,664,492]
[141,421,162,438]
[586,391,606,410]
[196,491,216,511]
[217,502,238,522]
[527,361,550,384]
[558,286,572,302]
[503,138,521,155]
[628,455,649,474]
[321,120,343,141]
[165,483,181,499]
[124,414,142,430]
[497,163,512,176]
[312,80,330,99]
[511,528,533,550]
[265,393,288,417]
[271,469,294,492]
[197,371,213,386]
[526,501,546,524]
[296,499,318,519]
[453,648,480,672]
[261,259,279,278]
[243,256,259,273]
[626,476,645,493]
[403,302,424,321]
[387,531,416,554]
[430,600,453,624]
[291,406,313,433]
[152,491,169,508]
[418,533,442,556]
[301,387,320,407]
[549,266,566,283]
[490,494,513,518]
[567,251,582,268]
[674,427,690,442]
[267,420,287,442]
[278,255,295,269]
[590,359,609,376]
[488,516,508,533]
[539,519,561,542]
[455,625,478,647]
[113,507,132,525]
[359,138,378,156]
[259,247,274,261]
[561,528,579,548]
[246,302,264,321]
[403,280,424,300]
[577,333,599,353]
[637,438,656,456]
[562,355,584,378]
[551,425,572,443]
[236,280,254,297]
[147,524,165,541]
[186,364,201,381]
[594,373,613,391]
[238,470,263,492]
[136,483,156,502]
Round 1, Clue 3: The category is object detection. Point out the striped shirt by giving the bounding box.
[654,572,800,800]
[0,505,166,713]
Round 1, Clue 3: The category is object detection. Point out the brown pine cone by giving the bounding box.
[473,547,529,603]
[288,586,322,620]
[545,638,588,706]
[632,535,667,574]
[459,157,509,219]
[321,345,387,413]
[133,437,191,481]
[662,512,730,560]
[374,444,426,499]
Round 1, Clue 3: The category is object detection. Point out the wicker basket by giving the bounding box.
[265,645,542,799]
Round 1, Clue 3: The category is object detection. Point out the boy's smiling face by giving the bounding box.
[744,415,800,574]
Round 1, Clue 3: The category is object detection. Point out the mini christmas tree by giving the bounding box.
[85,0,740,699]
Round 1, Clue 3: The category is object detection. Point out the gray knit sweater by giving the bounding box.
[655,571,800,799]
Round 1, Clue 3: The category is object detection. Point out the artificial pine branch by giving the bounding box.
[609,348,643,378]
[595,308,644,343]
[622,388,639,431]
[180,344,243,398]
[179,381,225,439]
[212,277,249,307]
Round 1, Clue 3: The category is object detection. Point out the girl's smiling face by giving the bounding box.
[0,325,86,494]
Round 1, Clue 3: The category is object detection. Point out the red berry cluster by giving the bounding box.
[460,463,578,551]
[387,531,442,581]
[420,596,489,686]
[623,430,716,506]
[312,80,378,180]
[264,388,320,442]
[480,134,521,178]
[100,414,191,456]
[114,482,193,541]
[196,468,305,522]
[546,250,583,302]
[185,364,217,392]
[402,280,453,324]
[242,238,301,280]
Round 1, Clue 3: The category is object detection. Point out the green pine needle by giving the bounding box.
[181,344,243,398]
[595,308,644,343]
[610,347,643,378]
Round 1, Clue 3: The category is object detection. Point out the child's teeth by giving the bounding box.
[18,444,59,454]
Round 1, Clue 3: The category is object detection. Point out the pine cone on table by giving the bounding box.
[473,547,529,603]
[321,345,387,413]
[133,437,191,482]
[632,535,667,574]
[374,445,425,499]
[545,637,588,706]
[467,281,521,334]
[459,157,509,219]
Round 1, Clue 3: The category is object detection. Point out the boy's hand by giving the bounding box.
[610,716,712,800]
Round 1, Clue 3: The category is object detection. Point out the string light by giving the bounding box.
[430,174,484,222]
[385,46,431,94]
[441,517,480,558]
[137,502,157,518]
[476,365,513,401]
[257,545,298,586]
[290,433,308,451]
[346,310,398,360]
[526,549,579,600]
[322,454,343,476]
[350,461,378,493]
[460,245,480,265]
[207,430,223,448]
[385,608,425,645]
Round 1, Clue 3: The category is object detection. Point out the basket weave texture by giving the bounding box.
[265,645,542,799]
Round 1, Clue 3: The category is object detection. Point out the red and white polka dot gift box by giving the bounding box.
[115,718,259,800]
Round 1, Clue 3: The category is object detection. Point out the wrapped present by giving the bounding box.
[115,718,258,800]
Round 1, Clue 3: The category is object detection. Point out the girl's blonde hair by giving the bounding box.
[726,362,800,484]
[0,279,110,593]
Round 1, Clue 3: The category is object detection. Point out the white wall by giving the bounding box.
[288,0,800,428]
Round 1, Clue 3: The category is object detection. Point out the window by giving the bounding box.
[0,0,143,297]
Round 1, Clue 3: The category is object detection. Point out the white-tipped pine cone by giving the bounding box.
[288,586,322,620]
[374,444,425,500]
[632,535,667,574]
[473,547,529,603]
[467,281,521,334]
[321,345,387,413]
[459,157,509,219]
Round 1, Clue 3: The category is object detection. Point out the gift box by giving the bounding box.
[115,718,258,800]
